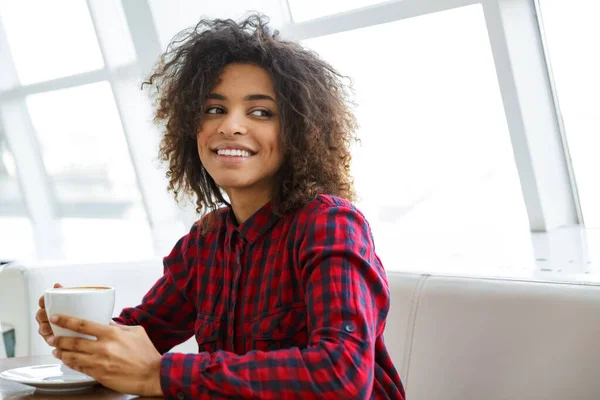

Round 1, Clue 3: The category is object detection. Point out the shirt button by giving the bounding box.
[344,324,355,333]
[177,392,185,400]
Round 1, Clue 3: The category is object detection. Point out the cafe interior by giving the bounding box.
[0,0,599,398]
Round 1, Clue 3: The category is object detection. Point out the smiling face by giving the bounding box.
[197,63,283,201]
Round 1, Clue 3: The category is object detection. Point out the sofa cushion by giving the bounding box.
[384,272,427,377]
[405,276,600,400]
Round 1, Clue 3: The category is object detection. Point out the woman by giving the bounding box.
[35,14,405,399]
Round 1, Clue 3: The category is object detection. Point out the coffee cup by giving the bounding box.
[44,286,115,340]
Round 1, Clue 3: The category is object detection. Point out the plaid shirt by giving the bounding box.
[114,194,404,399]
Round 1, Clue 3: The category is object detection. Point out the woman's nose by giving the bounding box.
[218,112,248,136]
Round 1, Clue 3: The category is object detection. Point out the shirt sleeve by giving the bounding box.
[113,230,198,354]
[159,204,391,399]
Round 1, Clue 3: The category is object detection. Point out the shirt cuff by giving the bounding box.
[110,317,129,326]
[160,352,191,400]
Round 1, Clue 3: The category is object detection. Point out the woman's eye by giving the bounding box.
[250,109,271,117]
[206,107,224,114]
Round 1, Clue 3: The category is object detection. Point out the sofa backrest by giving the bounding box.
[384,273,600,400]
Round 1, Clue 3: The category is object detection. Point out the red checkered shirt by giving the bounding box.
[114,194,405,399]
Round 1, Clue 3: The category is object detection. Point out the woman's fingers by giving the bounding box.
[36,308,54,345]
[36,307,48,324]
[38,283,63,309]
[49,315,112,338]
[39,320,56,347]
[39,321,53,336]
[38,283,63,345]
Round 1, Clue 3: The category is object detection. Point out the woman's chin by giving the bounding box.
[215,178,255,191]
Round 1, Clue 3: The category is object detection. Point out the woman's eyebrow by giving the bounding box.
[206,93,226,100]
[243,94,276,102]
[205,93,276,102]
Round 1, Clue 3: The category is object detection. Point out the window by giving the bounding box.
[538,0,600,227]
[148,0,286,48]
[26,82,142,217]
[0,216,35,261]
[0,0,104,85]
[0,131,24,215]
[25,82,154,261]
[0,132,34,261]
[302,5,533,272]
[288,0,388,23]
[0,0,180,262]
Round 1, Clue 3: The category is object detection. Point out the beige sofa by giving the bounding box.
[1,260,599,399]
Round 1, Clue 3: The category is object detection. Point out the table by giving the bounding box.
[0,356,163,399]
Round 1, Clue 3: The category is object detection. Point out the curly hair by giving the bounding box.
[144,13,358,218]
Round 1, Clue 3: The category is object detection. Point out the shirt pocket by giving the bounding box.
[250,303,309,352]
[194,313,222,353]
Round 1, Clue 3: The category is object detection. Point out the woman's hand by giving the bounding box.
[36,283,63,346]
[49,314,163,397]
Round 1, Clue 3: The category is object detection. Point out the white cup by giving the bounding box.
[44,286,115,340]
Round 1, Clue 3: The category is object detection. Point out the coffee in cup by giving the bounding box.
[44,286,115,340]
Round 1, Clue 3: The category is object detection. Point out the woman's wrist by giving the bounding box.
[143,354,164,397]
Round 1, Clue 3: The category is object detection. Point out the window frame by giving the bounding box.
[281,0,581,232]
[0,0,187,259]
[0,0,585,264]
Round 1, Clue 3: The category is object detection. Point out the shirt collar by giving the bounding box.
[226,201,281,245]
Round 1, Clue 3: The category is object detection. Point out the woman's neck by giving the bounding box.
[226,188,272,225]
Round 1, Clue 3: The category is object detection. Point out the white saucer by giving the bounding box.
[0,364,97,394]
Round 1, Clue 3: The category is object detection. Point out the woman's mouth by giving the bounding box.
[216,148,253,157]
[213,148,255,164]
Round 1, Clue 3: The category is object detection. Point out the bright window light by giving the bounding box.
[0,133,26,217]
[0,136,32,261]
[0,135,17,177]
[303,5,534,273]
[0,217,34,261]
[538,0,600,228]
[0,0,104,84]
[25,81,143,219]
[288,0,388,22]
[25,81,154,261]
[148,0,285,48]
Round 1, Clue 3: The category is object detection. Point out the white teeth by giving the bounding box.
[217,149,252,157]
